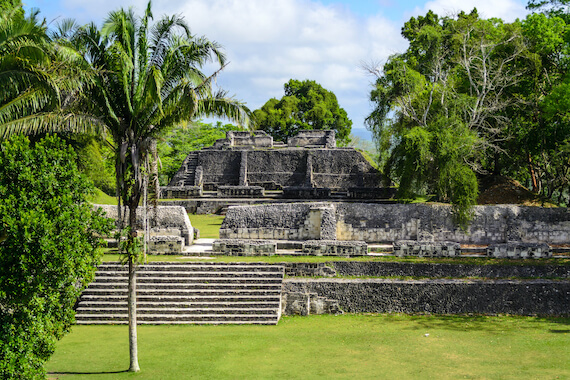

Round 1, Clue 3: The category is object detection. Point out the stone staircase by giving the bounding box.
[182,151,199,186]
[75,262,284,325]
[168,151,198,186]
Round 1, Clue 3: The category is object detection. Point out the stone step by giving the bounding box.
[77,301,279,308]
[77,262,284,325]
[76,307,279,315]
[98,261,282,266]
[79,294,281,303]
[75,313,279,323]
[76,319,278,325]
[98,264,283,275]
[82,288,281,297]
[86,282,282,290]
[96,271,283,278]
[93,275,283,283]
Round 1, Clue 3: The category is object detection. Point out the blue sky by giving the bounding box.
[24,0,530,141]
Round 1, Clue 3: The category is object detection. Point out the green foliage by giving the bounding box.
[366,9,537,221]
[253,79,352,145]
[157,121,237,185]
[0,135,112,379]
[386,116,480,227]
[503,9,570,204]
[52,134,116,196]
[0,1,103,139]
[527,0,570,21]
[88,188,118,205]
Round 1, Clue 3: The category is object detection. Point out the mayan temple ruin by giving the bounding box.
[161,130,395,209]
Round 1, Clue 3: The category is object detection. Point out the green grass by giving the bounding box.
[188,214,225,238]
[88,188,118,205]
[100,252,570,267]
[46,314,570,379]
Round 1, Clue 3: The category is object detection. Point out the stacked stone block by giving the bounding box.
[217,186,265,198]
[392,240,461,257]
[211,239,277,256]
[148,236,184,254]
[486,243,551,259]
[161,186,202,198]
[302,240,368,257]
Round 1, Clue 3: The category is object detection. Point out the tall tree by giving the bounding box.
[253,79,352,145]
[527,0,570,20]
[503,11,570,202]
[365,10,526,223]
[56,1,250,371]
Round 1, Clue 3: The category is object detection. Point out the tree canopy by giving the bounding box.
[365,7,570,221]
[253,79,352,145]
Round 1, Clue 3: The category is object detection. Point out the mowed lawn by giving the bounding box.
[47,314,569,379]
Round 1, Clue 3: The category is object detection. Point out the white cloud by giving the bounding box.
[161,0,404,133]
[418,0,529,21]
[37,0,530,138]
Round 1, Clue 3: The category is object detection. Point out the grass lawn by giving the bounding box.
[100,251,570,267]
[187,214,225,239]
[46,314,569,379]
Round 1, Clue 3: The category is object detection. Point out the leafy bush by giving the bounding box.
[0,135,112,379]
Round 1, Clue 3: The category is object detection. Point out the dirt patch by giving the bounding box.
[477,175,556,207]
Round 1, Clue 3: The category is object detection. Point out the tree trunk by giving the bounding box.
[150,139,160,203]
[128,205,140,372]
[528,153,538,193]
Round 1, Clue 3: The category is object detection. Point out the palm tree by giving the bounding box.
[57,1,250,372]
[0,1,100,138]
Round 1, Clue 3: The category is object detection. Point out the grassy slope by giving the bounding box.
[88,188,117,205]
[47,314,570,379]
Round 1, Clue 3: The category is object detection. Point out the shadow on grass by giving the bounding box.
[393,314,570,333]
[49,370,129,375]
[549,329,570,333]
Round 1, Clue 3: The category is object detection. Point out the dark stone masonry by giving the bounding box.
[165,130,393,197]
[283,279,570,316]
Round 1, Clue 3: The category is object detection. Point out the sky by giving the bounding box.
[24,0,531,141]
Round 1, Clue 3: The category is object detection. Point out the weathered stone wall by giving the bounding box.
[220,202,570,244]
[246,150,307,188]
[283,279,570,315]
[335,203,570,244]
[282,261,570,279]
[198,150,241,188]
[219,203,337,241]
[227,131,273,148]
[310,149,381,189]
[95,204,194,245]
[288,130,336,148]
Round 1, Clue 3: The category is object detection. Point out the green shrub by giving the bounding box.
[0,135,113,379]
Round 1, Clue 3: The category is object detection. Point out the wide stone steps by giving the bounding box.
[92,277,283,284]
[79,294,281,303]
[76,262,284,325]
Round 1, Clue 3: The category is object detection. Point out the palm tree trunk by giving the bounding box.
[128,205,140,372]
